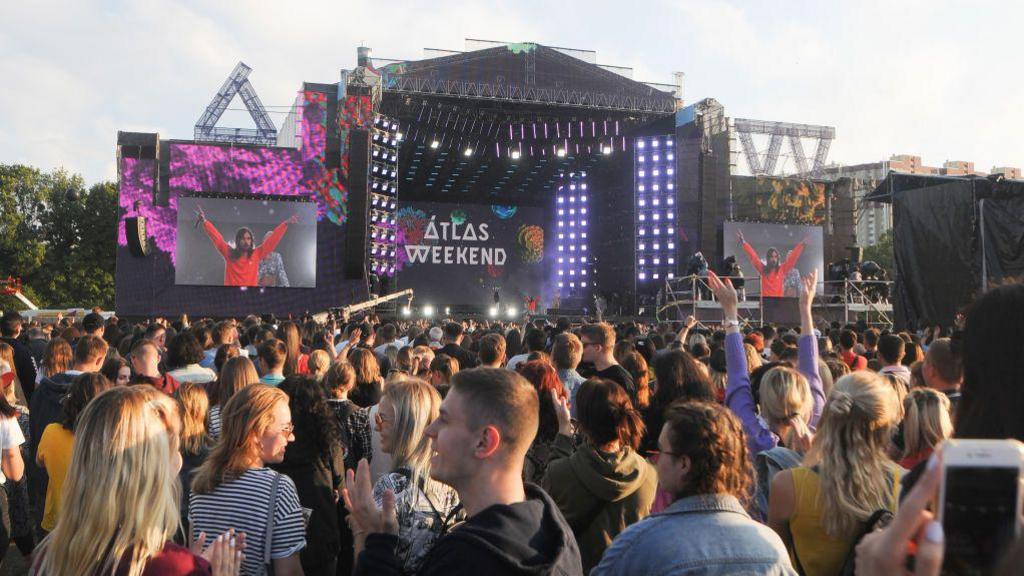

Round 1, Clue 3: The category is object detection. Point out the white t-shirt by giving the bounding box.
[506,353,532,371]
[0,415,26,484]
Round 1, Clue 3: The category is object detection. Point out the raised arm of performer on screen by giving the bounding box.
[737,230,764,275]
[197,205,232,260]
[779,235,808,278]
[253,215,296,261]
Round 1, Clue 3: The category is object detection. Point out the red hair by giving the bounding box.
[516,360,566,442]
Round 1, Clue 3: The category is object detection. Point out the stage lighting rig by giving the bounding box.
[369,113,400,277]
[634,135,677,290]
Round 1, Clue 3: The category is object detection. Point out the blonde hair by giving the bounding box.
[175,382,211,456]
[758,366,812,452]
[744,343,763,374]
[34,386,181,576]
[0,343,22,405]
[710,370,728,400]
[307,349,331,380]
[806,372,899,537]
[192,384,287,493]
[381,376,441,492]
[902,388,952,460]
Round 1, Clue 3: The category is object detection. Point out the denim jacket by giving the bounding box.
[591,494,796,576]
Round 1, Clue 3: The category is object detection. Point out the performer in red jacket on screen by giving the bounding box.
[736,230,808,298]
[196,204,298,287]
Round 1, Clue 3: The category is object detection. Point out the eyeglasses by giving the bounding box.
[278,423,295,436]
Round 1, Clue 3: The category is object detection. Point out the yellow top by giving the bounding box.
[789,466,901,576]
[38,423,75,532]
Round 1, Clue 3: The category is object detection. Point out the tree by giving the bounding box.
[0,164,117,310]
[863,229,895,277]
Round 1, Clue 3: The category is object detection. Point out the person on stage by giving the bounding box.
[735,230,808,298]
[196,204,298,287]
[258,230,290,287]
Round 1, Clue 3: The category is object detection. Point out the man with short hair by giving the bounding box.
[924,337,963,411]
[27,326,48,368]
[1,311,37,399]
[144,323,167,353]
[129,340,179,394]
[437,322,478,369]
[877,334,911,384]
[579,323,635,398]
[81,311,105,339]
[345,368,583,575]
[506,328,546,371]
[478,333,507,368]
[374,324,399,358]
[861,328,880,361]
[258,338,287,385]
[551,332,586,415]
[838,329,867,371]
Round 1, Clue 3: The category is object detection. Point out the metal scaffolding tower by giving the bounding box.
[194,62,277,146]
[733,118,834,176]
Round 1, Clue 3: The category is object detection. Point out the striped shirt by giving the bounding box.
[189,468,306,576]
[208,405,222,440]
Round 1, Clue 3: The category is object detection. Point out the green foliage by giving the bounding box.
[0,165,117,310]
[863,229,895,276]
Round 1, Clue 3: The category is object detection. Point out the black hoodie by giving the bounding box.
[355,483,583,576]
[27,371,77,517]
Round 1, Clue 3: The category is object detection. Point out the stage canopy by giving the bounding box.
[867,173,1024,327]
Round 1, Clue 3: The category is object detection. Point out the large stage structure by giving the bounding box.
[115,40,862,323]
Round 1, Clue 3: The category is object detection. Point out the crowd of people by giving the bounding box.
[0,274,1021,575]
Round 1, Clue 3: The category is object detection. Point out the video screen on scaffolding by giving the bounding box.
[174,195,318,288]
[722,221,824,298]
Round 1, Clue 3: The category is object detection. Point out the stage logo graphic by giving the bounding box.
[403,216,507,265]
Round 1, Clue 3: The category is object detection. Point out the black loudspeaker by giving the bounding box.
[847,246,863,265]
[125,216,151,257]
[344,130,370,279]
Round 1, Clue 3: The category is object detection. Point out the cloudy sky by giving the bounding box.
[2,0,1019,183]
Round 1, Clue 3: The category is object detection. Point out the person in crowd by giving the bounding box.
[543,379,656,572]
[0,343,27,406]
[324,361,372,473]
[200,322,236,371]
[410,346,434,379]
[214,343,241,375]
[426,354,458,398]
[618,351,651,411]
[436,323,478,369]
[33,386,242,575]
[0,362,25,564]
[551,333,586,413]
[37,372,114,535]
[592,401,795,575]
[81,312,106,341]
[275,375,345,576]
[277,321,307,376]
[38,337,72,387]
[175,382,213,534]
[101,356,131,387]
[477,333,507,369]
[256,338,287,386]
[579,323,635,400]
[344,367,583,575]
[517,359,570,484]
[364,377,460,573]
[838,329,868,371]
[305,349,330,381]
[166,333,216,385]
[0,312,37,401]
[507,328,546,371]
[922,337,962,413]
[767,372,901,576]
[877,334,911,385]
[708,269,825,455]
[144,322,168,356]
[349,347,383,408]
[504,327,523,358]
[26,327,48,371]
[373,324,400,359]
[190,384,306,576]
[898,388,952,470]
[861,328,880,360]
[639,350,715,454]
[129,340,180,394]
[207,356,259,440]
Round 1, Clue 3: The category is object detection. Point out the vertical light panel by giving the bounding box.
[634,135,676,288]
[555,171,591,296]
[369,114,400,276]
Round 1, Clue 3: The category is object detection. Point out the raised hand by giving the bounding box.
[735,230,745,245]
[550,389,572,437]
[196,205,207,222]
[799,268,818,309]
[684,315,697,330]
[342,459,399,537]
[707,270,738,315]
[286,214,299,225]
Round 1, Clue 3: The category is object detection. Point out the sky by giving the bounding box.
[2,0,1021,184]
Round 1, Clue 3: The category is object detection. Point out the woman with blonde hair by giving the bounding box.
[32,385,241,576]
[363,376,460,573]
[175,382,212,531]
[305,349,330,381]
[898,388,952,469]
[0,343,26,406]
[39,337,73,384]
[768,371,902,576]
[190,384,306,576]
[348,347,383,408]
[207,356,259,440]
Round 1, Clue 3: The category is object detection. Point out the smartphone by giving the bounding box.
[938,439,1024,575]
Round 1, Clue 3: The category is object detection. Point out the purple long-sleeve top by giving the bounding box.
[724,331,825,454]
